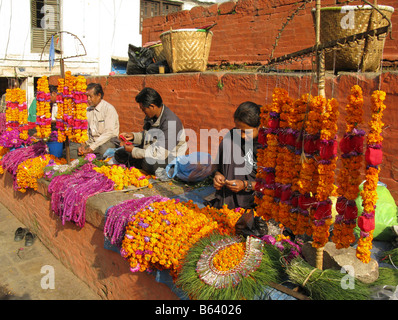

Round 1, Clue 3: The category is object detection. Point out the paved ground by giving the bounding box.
[0,202,101,300]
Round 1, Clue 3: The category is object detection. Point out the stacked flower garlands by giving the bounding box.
[5,87,28,140]
[35,76,52,139]
[356,90,386,263]
[332,85,364,249]
[56,71,88,144]
[121,199,219,277]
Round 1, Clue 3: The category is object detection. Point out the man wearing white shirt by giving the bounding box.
[69,83,119,159]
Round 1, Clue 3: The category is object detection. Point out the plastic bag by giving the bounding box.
[126,44,154,75]
[165,152,215,183]
[371,285,398,300]
[354,182,398,241]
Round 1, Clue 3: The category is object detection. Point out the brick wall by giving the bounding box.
[142,0,398,68]
[70,71,398,204]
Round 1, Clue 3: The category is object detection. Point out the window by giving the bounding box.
[31,0,60,53]
[140,0,182,33]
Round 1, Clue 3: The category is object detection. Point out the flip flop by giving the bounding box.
[14,227,28,242]
[25,232,36,247]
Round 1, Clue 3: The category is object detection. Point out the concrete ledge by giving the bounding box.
[0,171,187,300]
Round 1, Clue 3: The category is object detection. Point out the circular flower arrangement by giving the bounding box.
[176,233,283,300]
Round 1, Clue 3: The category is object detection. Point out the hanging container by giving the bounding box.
[313,5,394,72]
[160,28,213,73]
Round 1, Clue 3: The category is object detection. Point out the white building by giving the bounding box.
[0,0,222,105]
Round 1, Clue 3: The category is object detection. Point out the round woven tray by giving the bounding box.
[314,5,394,72]
[160,29,213,73]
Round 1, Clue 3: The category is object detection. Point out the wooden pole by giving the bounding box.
[315,0,325,97]
[315,0,325,270]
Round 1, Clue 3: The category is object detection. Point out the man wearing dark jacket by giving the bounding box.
[116,87,187,175]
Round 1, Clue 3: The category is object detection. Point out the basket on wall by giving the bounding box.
[149,43,167,62]
[314,5,394,72]
[160,29,213,73]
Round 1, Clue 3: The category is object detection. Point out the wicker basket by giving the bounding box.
[314,5,394,72]
[149,43,167,62]
[160,29,213,73]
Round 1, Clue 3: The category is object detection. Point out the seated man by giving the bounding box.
[69,83,119,160]
[115,87,187,175]
[212,101,260,209]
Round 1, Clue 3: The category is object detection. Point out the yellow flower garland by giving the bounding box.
[15,155,66,193]
[93,165,152,190]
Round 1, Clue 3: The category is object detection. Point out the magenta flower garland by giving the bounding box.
[48,163,114,227]
[1,141,47,178]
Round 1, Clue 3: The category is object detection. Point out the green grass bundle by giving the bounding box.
[175,232,284,300]
[286,258,371,300]
[372,267,398,287]
[381,248,398,267]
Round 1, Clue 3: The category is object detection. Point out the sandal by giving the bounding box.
[14,227,28,242]
[25,232,36,247]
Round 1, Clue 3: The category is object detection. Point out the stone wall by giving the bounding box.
[142,0,398,69]
[0,171,179,300]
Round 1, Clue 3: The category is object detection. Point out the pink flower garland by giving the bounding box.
[48,163,114,227]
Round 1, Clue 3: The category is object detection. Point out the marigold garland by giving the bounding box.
[333,85,364,249]
[56,71,88,144]
[93,164,152,190]
[35,76,52,139]
[5,88,28,140]
[15,154,66,193]
[121,199,219,277]
[357,90,386,263]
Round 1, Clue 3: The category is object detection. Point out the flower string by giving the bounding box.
[5,88,29,140]
[356,90,386,263]
[35,76,52,139]
[48,163,115,227]
[93,164,152,190]
[332,85,364,249]
[56,71,88,144]
[15,154,66,193]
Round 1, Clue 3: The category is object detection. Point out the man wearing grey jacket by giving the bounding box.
[116,87,187,175]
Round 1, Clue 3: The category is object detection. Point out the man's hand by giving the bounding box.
[213,172,226,191]
[119,132,134,141]
[225,179,245,193]
[78,145,94,156]
[123,144,134,153]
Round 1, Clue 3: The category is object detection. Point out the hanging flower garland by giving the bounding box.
[312,97,339,249]
[332,85,364,249]
[35,76,52,139]
[56,77,66,142]
[357,90,386,263]
[71,75,88,144]
[5,88,29,140]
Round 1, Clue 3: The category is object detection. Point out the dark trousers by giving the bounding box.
[114,148,166,175]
